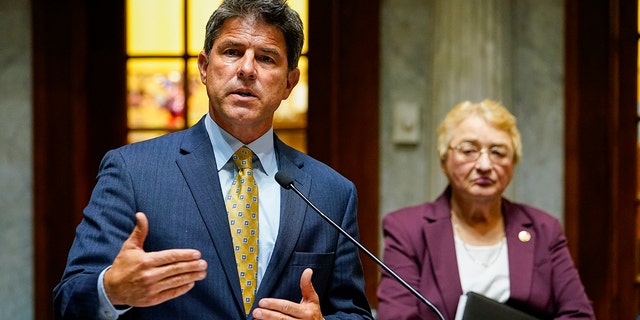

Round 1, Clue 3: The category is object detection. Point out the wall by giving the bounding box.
[380,0,564,230]
[0,0,34,318]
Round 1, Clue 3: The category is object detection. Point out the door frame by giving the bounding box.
[564,0,638,318]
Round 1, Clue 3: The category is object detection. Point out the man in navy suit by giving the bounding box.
[53,0,372,319]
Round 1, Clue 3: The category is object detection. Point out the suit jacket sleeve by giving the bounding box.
[546,219,594,319]
[53,149,139,319]
[376,203,447,320]
[506,206,594,319]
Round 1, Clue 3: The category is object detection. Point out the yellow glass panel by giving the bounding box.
[275,128,307,153]
[274,56,308,129]
[288,0,309,54]
[187,57,209,125]
[188,0,223,55]
[127,58,185,129]
[128,130,171,144]
[127,0,184,55]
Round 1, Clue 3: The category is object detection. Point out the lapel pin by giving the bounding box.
[518,230,531,242]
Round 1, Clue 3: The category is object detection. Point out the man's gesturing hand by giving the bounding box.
[253,268,323,320]
[104,212,208,307]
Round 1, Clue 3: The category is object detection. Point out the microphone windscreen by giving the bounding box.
[275,171,294,189]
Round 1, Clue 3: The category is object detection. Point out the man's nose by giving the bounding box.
[238,53,257,80]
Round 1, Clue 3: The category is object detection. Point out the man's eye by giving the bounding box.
[224,49,239,56]
[258,56,274,63]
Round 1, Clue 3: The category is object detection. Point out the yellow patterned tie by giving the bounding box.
[226,146,259,314]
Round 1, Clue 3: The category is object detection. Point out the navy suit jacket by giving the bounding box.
[53,118,372,319]
[376,188,594,320]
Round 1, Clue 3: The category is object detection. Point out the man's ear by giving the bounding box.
[283,67,301,99]
[197,51,209,85]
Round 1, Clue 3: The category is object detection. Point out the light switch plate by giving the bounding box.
[392,102,420,145]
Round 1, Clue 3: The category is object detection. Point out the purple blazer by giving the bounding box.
[376,188,594,320]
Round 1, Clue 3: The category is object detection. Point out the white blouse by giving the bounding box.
[453,235,510,319]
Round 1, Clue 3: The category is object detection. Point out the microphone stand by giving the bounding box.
[278,175,445,320]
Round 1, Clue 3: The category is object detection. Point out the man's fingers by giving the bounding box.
[154,266,207,294]
[254,269,322,320]
[105,211,208,307]
[155,259,208,286]
[147,282,197,306]
[123,213,203,264]
[126,212,149,249]
[106,251,207,307]
[299,268,319,304]
[134,262,207,306]
[144,249,203,267]
[121,278,200,308]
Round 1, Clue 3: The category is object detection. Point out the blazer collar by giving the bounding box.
[254,138,311,304]
[421,188,463,317]
[503,200,535,303]
[175,118,247,314]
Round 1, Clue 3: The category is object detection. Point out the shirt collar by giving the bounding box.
[204,114,277,177]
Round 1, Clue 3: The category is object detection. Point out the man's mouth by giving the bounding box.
[232,90,256,97]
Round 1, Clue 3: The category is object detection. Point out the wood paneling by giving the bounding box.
[32,1,126,318]
[564,0,638,318]
[308,0,380,307]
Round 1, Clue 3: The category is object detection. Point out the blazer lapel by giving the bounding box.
[174,120,245,313]
[504,201,535,302]
[423,194,463,318]
[255,141,311,302]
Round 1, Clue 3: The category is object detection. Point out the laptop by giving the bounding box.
[460,292,540,320]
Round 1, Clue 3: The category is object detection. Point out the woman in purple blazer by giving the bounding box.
[376,100,594,320]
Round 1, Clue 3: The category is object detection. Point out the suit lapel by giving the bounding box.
[422,196,463,318]
[504,202,535,302]
[174,120,245,314]
[255,142,310,302]
[175,127,318,315]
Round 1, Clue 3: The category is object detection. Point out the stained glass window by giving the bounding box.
[126,0,309,152]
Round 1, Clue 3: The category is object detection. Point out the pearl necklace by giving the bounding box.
[454,223,505,268]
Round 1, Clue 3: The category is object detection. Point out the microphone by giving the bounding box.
[275,171,445,320]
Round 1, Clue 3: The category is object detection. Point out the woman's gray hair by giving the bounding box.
[203,0,304,71]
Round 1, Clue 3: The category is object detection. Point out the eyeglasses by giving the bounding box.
[449,141,513,165]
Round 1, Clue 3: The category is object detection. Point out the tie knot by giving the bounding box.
[232,146,254,169]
